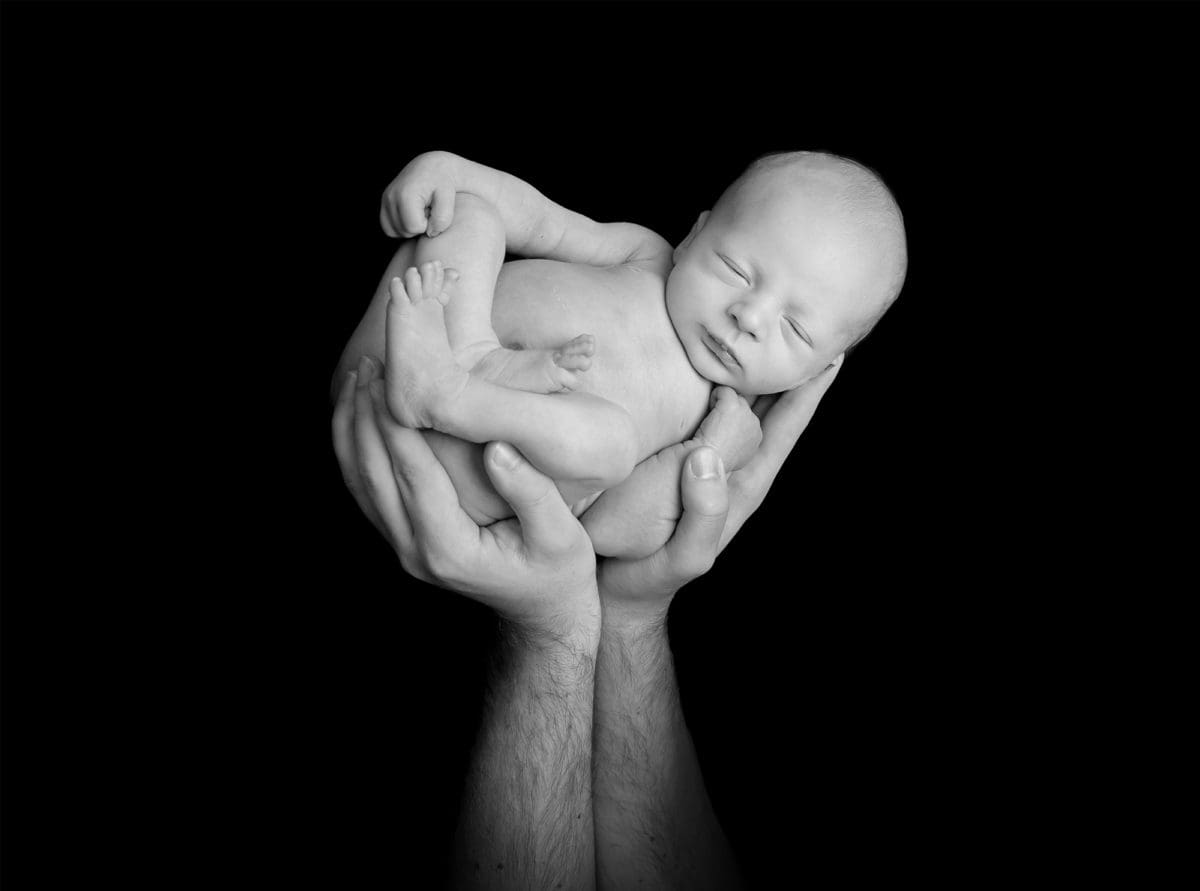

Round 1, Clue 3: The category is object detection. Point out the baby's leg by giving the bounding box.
[385,269,637,489]
[411,192,594,394]
[583,387,761,558]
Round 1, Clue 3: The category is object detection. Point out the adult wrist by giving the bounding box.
[502,583,603,654]
[598,594,671,640]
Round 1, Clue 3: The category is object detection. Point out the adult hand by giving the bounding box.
[599,354,844,617]
[331,356,600,639]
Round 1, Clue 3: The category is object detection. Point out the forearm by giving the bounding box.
[452,617,601,891]
[592,601,742,891]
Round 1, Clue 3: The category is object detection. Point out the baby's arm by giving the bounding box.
[406,191,594,394]
[385,265,639,493]
[381,150,671,268]
[583,388,762,558]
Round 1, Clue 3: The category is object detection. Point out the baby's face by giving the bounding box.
[666,182,893,394]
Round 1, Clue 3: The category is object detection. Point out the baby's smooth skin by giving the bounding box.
[334,152,906,557]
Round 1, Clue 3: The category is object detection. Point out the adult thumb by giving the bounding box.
[483,442,578,551]
[664,446,730,581]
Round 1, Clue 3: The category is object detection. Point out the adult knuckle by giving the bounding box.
[390,454,422,488]
[677,551,715,580]
[398,552,424,580]
[421,544,458,580]
[356,466,378,496]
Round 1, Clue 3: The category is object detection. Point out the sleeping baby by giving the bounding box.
[333,150,907,557]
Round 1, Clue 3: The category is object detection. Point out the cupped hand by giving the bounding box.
[598,354,844,621]
[332,357,600,640]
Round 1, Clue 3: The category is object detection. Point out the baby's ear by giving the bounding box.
[673,210,711,262]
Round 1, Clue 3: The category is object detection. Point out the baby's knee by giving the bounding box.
[413,192,505,271]
[442,192,505,246]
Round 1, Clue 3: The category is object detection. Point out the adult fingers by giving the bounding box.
[482,442,581,555]
[353,358,410,545]
[751,353,844,481]
[367,378,480,561]
[751,392,779,422]
[660,446,730,583]
[721,355,844,549]
[362,384,415,554]
[332,366,388,536]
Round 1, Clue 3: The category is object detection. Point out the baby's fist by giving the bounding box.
[379,151,459,239]
[696,387,762,471]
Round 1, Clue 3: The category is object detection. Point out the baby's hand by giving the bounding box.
[379,151,460,239]
[696,386,762,472]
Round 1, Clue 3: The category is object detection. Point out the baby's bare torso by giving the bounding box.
[432,253,713,521]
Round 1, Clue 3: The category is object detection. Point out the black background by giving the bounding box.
[1,1,1186,886]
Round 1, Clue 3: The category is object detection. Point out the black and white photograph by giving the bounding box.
[1,1,1187,886]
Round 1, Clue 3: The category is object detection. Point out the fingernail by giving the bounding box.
[357,356,371,381]
[690,448,722,479]
[446,269,460,282]
[491,442,522,470]
[368,378,384,402]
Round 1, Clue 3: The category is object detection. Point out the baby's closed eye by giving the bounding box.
[716,252,751,285]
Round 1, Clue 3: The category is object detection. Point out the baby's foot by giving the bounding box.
[469,334,596,394]
[384,260,470,429]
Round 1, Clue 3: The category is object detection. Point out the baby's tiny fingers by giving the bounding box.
[399,190,430,237]
[380,200,399,238]
[428,186,454,237]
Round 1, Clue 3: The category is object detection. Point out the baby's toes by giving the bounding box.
[402,266,424,303]
[554,334,595,371]
[418,260,440,297]
[389,275,413,308]
[572,334,596,357]
[431,260,445,297]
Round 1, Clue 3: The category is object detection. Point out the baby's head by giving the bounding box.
[666,151,907,395]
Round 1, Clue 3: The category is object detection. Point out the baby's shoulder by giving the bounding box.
[621,227,674,275]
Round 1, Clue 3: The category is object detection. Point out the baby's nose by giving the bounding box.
[729,301,766,337]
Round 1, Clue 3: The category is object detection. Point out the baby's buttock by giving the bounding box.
[424,431,605,525]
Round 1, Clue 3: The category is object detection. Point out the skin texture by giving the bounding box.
[331,344,843,889]
[666,175,894,395]
[338,153,892,554]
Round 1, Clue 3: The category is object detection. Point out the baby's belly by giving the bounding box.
[426,258,708,525]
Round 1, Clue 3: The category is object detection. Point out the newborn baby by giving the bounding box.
[334,150,907,557]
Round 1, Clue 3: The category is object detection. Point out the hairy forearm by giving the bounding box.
[592,604,743,890]
[452,618,600,891]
